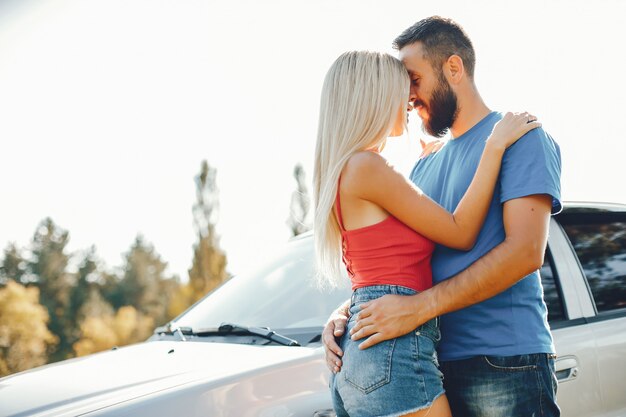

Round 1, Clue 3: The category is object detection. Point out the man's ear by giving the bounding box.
[444,55,465,85]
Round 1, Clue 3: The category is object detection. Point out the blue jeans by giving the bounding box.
[440,353,560,417]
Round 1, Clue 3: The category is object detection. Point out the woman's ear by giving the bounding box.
[444,55,465,85]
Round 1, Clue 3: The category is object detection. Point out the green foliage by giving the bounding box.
[116,235,179,327]
[0,243,27,286]
[28,218,75,362]
[67,247,108,347]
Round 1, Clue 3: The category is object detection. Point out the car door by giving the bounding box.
[541,218,604,416]
[557,210,626,417]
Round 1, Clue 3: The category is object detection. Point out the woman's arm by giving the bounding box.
[344,112,540,249]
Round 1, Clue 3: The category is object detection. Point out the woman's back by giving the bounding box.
[335,168,434,292]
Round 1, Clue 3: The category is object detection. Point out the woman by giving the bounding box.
[313,51,540,417]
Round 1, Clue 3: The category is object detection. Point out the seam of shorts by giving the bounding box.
[413,331,427,400]
[376,390,446,417]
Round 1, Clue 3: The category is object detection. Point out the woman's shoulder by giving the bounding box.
[344,150,389,176]
[342,151,392,192]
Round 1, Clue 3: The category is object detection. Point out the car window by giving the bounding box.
[561,219,626,314]
[540,249,566,322]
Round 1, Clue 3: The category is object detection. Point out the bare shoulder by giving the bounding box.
[341,151,390,193]
[343,151,389,178]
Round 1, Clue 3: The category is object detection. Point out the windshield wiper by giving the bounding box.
[156,323,300,346]
[193,323,300,346]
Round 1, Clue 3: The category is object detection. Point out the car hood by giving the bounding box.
[0,340,320,417]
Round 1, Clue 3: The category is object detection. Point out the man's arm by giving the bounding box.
[350,194,552,349]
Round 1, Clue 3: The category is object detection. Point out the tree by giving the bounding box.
[67,247,108,346]
[72,245,164,357]
[78,286,114,322]
[28,218,75,362]
[169,161,228,317]
[117,235,178,327]
[73,306,153,357]
[0,243,27,287]
[188,161,228,298]
[287,163,311,236]
[0,281,57,376]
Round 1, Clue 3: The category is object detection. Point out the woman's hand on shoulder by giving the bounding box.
[419,138,446,159]
[487,111,541,151]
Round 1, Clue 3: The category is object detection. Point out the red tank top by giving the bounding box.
[335,181,434,292]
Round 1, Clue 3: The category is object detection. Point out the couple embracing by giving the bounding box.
[313,16,562,417]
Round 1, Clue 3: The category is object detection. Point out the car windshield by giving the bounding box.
[172,235,352,332]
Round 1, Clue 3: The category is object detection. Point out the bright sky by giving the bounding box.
[1,0,625,280]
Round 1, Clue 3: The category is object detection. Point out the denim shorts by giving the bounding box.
[330,285,445,417]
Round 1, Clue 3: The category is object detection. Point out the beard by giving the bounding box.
[416,72,459,138]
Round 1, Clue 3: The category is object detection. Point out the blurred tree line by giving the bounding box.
[0,161,311,377]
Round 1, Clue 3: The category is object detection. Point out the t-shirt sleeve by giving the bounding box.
[499,127,562,214]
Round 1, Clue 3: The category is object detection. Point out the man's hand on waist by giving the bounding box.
[350,293,434,349]
[322,300,350,373]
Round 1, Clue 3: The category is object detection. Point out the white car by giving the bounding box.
[0,202,625,417]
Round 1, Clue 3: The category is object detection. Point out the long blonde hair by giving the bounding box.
[313,51,409,288]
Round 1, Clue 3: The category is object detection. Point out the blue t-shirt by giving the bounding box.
[410,111,562,361]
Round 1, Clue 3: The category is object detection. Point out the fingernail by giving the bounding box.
[334,366,339,373]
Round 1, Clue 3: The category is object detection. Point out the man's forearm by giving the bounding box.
[415,237,544,322]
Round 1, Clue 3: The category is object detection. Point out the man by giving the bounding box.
[323,16,561,416]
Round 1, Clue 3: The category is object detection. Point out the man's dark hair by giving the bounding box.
[393,16,475,77]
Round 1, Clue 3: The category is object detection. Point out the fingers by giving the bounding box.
[500,111,542,138]
[514,112,541,133]
[523,120,542,133]
[419,144,431,158]
[326,349,343,373]
[510,111,537,124]
[350,322,377,341]
[420,139,446,159]
[505,111,537,123]
[349,316,374,336]
[359,333,385,350]
[333,317,346,337]
[323,321,343,356]
[322,324,344,373]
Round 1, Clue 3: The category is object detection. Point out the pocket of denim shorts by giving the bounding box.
[483,354,539,372]
[343,336,396,394]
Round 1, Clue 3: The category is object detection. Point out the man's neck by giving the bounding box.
[449,90,490,139]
